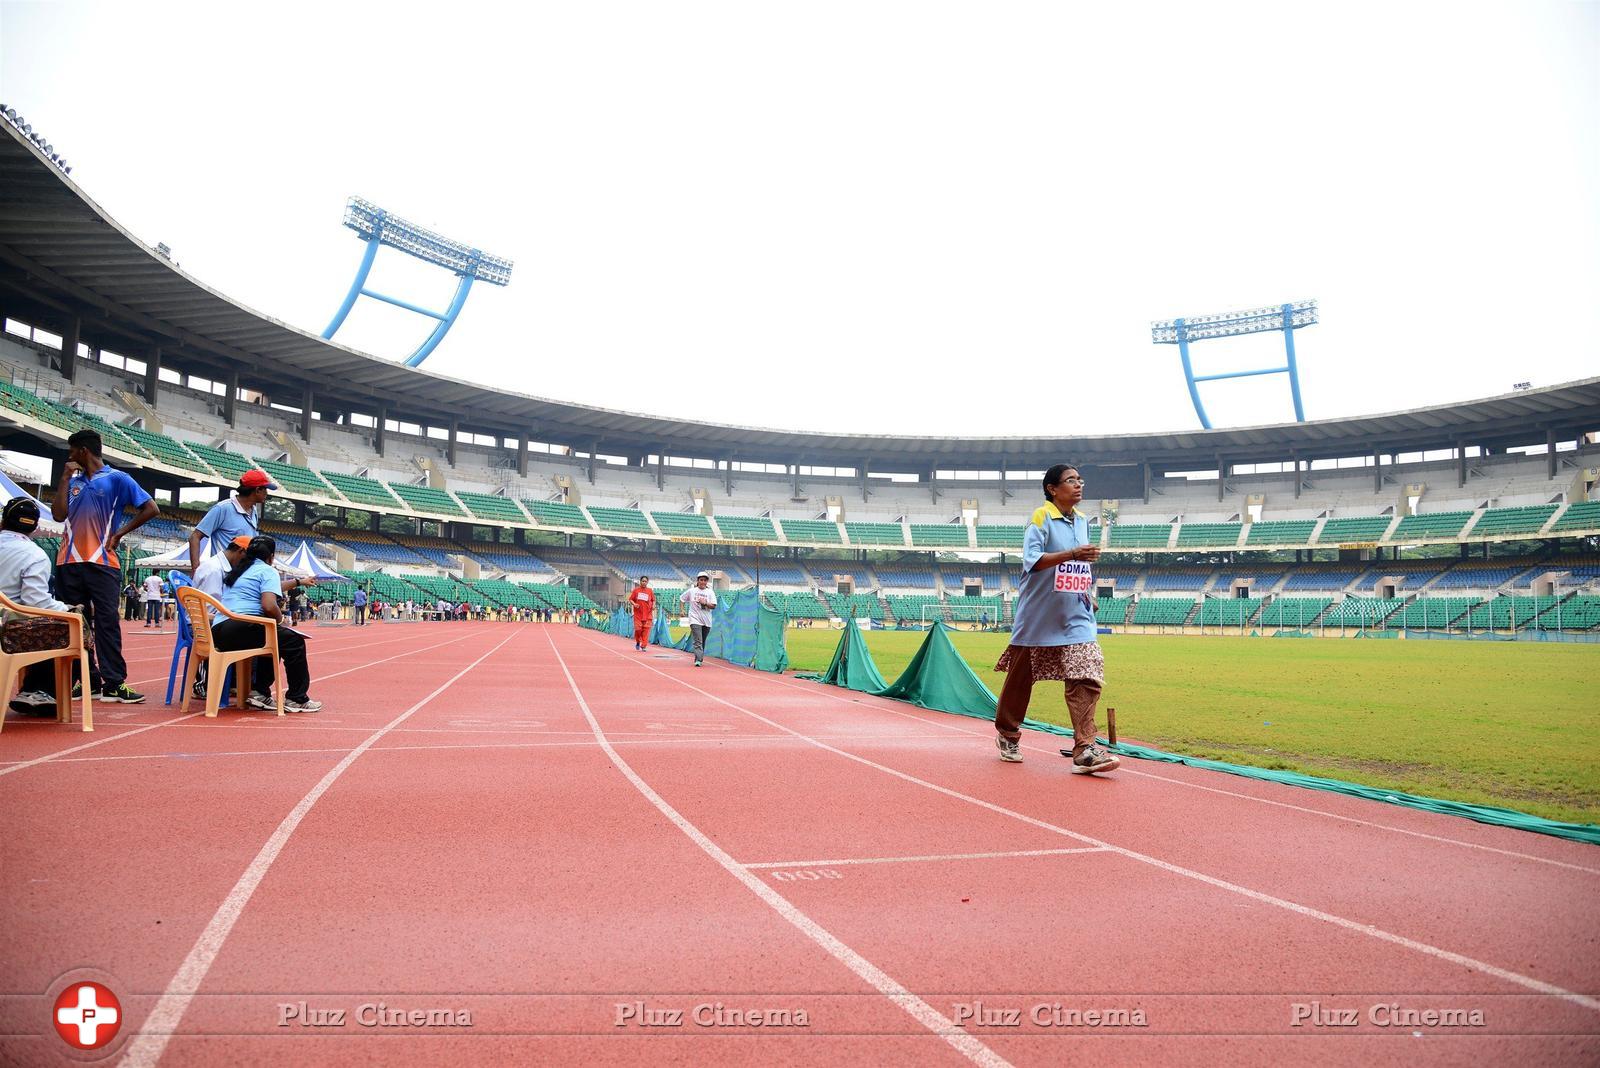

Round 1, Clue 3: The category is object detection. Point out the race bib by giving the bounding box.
[1054,561,1092,593]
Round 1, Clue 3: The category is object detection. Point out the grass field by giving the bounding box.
[769,629,1600,826]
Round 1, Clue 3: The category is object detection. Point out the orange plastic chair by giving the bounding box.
[175,587,284,718]
[0,590,94,733]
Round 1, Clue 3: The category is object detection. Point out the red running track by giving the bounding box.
[1,620,1596,1066]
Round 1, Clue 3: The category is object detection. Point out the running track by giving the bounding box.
[1,621,1596,1066]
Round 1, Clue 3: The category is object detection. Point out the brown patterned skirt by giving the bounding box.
[994,642,1105,685]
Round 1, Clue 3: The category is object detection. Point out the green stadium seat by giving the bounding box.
[1246,520,1316,546]
[1468,505,1558,538]
[1176,523,1242,549]
[1131,598,1194,625]
[1258,597,1333,626]
[1316,516,1393,544]
[587,506,653,536]
[253,456,337,497]
[1551,501,1600,534]
[1196,597,1263,625]
[908,524,970,548]
[522,499,592,529]
[779,519,843,545]
[974,525,1024,549]
[186,443,255,481]
[387,482,468,518]
[321,471,403,507]
[1391,511,1474,542]
[844,522,906,547]
[456,491,530,524]
[651,512,715,539]
[1108,524,1172,549]
[713,515,777,540]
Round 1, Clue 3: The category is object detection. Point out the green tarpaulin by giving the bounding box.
[819,617,889,692]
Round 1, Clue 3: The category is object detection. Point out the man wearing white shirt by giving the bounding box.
[678,571,718,667]
[188,535,250,699]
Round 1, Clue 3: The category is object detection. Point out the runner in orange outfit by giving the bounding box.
[627,575,656,651]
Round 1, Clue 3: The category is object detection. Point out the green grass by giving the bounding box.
[778,630,1600,826]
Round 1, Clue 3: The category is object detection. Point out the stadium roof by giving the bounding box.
[2,122,1598,472]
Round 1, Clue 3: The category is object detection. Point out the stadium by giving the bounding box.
[3,40,1599,1068]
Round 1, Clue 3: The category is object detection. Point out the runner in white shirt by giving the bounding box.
[678,571,718,667]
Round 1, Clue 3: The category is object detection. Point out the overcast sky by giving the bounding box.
[1,1,1595,438]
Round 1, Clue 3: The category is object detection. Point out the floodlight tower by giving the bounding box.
[1150,300,1317,429]
[323,197,514,368]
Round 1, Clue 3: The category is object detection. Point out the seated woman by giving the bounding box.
[212,535,321,713]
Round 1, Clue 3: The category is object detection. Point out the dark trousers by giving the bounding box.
[354,605,366,625]
[211,619,312,702]
[994,652,1102,754]
[144,600,161,625]
[124,595,139,621]
[55,563,126,691]
[689,623,710,662]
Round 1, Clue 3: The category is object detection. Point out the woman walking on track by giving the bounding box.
[992,463,1119,774]
[679,571,717,667]
[627,575,655,651]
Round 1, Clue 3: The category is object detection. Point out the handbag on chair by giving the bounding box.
[0,616,70,655]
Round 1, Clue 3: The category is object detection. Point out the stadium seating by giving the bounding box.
[1108,523,1172,549]
[522,499,592,529]
[519,583,598,610]
[1469,504,1558,538]
[1141,570,1212,591]
[1094,597,1131,624]
[1258,597,1333,627]
[1316,516,1393,544]
[1465,595,1563,629]
[468,578,547,609]
[650,511,715,539]
[945,595,1002,622]
[1176,522,1242,549]
[186,443,255,481]
[713,514,778,540]
[1321,597,1404,626]
[119,424,214,475]
[1552,501,1600,533]
[1245,520,1316,546]
[974,525,1024,549]
[875,567,938,589]
[1132,598,1194,626]
[608,554,683,582]
[780,519,843,545]
[748,564,807,585]
[826,592,884,620]
[908,523,970,548]
[321,471,403,508]
[844,521,905,547]
[455,491,530,524]
[586,506,654,536]
[767,591,830,619]
[804,561,872,587]
[1196,597,1263,626]
[1386,597,1481,629]
[253,457,336,497]
[1430,566,1524,590]
[1541,595,1600,630]
[886,594,941,622]
[1282,568,1362,590]
[387,482,468,518]
[1392,511,1475,542]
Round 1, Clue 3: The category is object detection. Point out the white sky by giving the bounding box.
[1,1,1596,438]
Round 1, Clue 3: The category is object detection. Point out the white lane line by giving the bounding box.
[584,635,1600,1015]
[547,634,1010,1068]
[757,668,1600,876]
[745,847,1110,869]
[0,632,480,779]
[117,628,524,1068]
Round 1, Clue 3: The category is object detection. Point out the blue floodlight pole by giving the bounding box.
[1152,300,1315,429]
[322,198,512,368]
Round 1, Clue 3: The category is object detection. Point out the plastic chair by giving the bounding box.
[174,587,284,719]
[0,590,94,733]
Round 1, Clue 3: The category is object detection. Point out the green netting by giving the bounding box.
[701,588,788,672]
[819,617,889,692]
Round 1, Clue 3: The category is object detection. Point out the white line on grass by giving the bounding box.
[117,627,524,1068]
[585,634,1600,1015]
[0,631,480,779]
[756,665,1600,876]
[547,634,1012,1068]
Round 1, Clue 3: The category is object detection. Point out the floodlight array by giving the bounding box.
[1,105,71,175]
[342,197,513,286]
[1151,299,1316,344]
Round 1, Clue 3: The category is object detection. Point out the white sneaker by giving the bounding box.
[284,697,323,713]
[9,690,55,715]
[246,692,277,711]
[995,734,1023,762]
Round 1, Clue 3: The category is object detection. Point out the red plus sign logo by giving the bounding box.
[53,981,122,1050]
